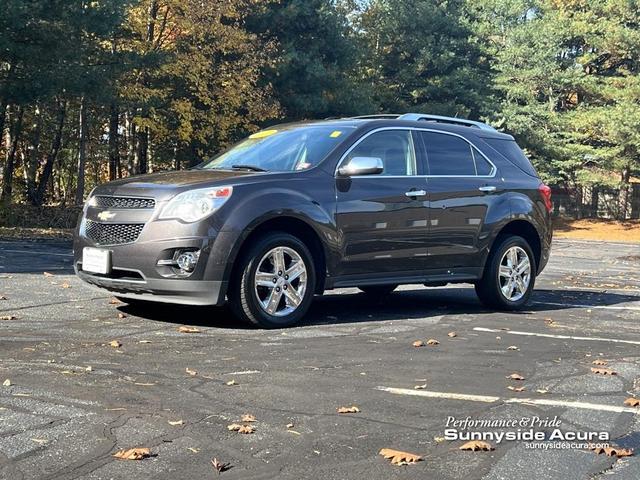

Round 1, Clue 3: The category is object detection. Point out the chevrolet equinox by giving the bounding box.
[74,113,553,328]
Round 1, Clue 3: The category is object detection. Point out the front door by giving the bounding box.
[335,129,429,278]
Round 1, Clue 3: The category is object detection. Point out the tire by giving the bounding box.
[358,285,398,296]
[475,235,536,310]
[228,232,316,328]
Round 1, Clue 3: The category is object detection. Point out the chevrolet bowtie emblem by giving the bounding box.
[97,211,116,221]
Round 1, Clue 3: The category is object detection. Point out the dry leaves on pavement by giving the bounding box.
[226,380,237,386]
[109,297,122,305]
[590,445,633,457]
[211,458,230,474]
[337,406,360,414]
[2,379,10,387]
[112,447,151,460]
[414,384,427,390]
[168,420,184,426]
[507,386,526,392]
[412,340,425,347]
[624,398,640,407]
[447,332,457,338]
[227,424,255,434]
[241,414,256,422]
[536,388,549,394]
[177,326,201,333]
[185,368,197,376]
[591,367,617,375]
[378,448,422,466]
[61,282,71,289]
[109,340,122,348]
[43,272,55,277]
[117,313,127,319]
[592,359,608,366]
[426,339,440,346]
[505,373,525,381]
[459,440,494,451]
[507,346,519,351]
[0,295,7,300]
[0,315,16,321]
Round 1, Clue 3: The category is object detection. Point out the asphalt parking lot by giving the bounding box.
[1,238,640,480]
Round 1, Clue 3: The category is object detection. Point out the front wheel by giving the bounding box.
[475,235,536,310]
[228,232,316,328]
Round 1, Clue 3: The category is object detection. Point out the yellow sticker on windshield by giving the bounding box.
[330,130,342,138]
[249,129,278,139]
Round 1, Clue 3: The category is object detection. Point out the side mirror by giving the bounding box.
[337,157,384,177]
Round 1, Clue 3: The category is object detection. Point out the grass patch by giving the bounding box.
[554,217,640,243]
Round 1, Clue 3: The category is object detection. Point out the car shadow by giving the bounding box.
[118,286,640,330]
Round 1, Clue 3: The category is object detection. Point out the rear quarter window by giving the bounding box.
[484,138,538,178]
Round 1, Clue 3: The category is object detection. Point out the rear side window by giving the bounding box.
[419,131,492,176]
[484,138,538,177]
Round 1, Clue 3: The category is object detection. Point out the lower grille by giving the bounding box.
[85,220,144,245]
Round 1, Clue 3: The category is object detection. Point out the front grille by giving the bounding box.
[93,196,155,209]
[85,220,144,245]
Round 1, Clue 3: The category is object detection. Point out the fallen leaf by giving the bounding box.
[0,315,17,321]
[138,340,152,344]
[186,367,198,376]
[624,397,640,407]
[226,380,237,386]
[109,340,122,348]
[85,366,92,372]
[507,386,526,392]
[0,295,7,300]
[379,448,422,465]
[31,438,48,444]
[227,424,255,434]
[507,346,519,351]
[591,367,617,375]
[43,272,55,277]
[117,313,127,319]
[592,359,607,366]
[241,414,256,422]
[109,297,122,305]
[447,332,457,338]
[61,282,71,289]
[412,340,425,347]
[168,420,184,426]
[459,440,494,451]
[187,447,199,453]
[590,445,633,457]
[113,448,151,460]
[2,379,10,387]
[414,384,427,390]
[286,423,294,429]
[211,458,230,474]
[337,406,360,414]
[177,326,201,334]
[506,373,525,380]
[426,339,439,346]
[536,389,549,394]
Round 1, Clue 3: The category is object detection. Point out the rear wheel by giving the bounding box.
[475,235,535,310]
[228,232,316,328]
[358,285,398,296]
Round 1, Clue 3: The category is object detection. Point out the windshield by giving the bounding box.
[200,125,354,172]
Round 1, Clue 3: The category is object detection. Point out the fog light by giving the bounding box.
[176,251,199,273]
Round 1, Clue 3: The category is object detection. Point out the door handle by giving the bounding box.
[405,189,427,197]
[479,186,497,193]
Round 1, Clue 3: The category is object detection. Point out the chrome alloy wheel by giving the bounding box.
[254,246,308,317]
[498,246,531,302]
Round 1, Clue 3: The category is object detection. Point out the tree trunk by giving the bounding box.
[618,165,631,220]
[1,106,24,204]
[137,126,148,174]
[24,104,43,204]
[34,99,66,206]
[0,99,7,154]
[75,97,88,205]
[125,111,136,175]
[108,101,120,180]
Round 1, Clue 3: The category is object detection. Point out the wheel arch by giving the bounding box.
[490,219,542,274]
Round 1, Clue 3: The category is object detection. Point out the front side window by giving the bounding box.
[344,130,416,176]
[201,125,355,172]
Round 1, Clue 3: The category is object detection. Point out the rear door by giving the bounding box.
[335,129,429,277]
[416,130,500,271]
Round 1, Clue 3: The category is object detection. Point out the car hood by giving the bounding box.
[92,169,256,201]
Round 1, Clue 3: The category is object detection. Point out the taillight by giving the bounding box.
[538,183,552,212]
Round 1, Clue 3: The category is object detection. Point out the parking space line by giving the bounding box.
[473,327,640,346]
[376,387,640,414]
[533,301,640,311]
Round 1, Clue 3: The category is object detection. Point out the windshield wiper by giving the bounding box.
[231,164,267,172]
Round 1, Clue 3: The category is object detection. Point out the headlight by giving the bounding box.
[159,186,233,223]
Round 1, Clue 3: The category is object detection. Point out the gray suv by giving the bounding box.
[74,113,553,328]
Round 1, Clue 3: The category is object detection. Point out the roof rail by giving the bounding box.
[349,114,402,120]
[398,113,496,131]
